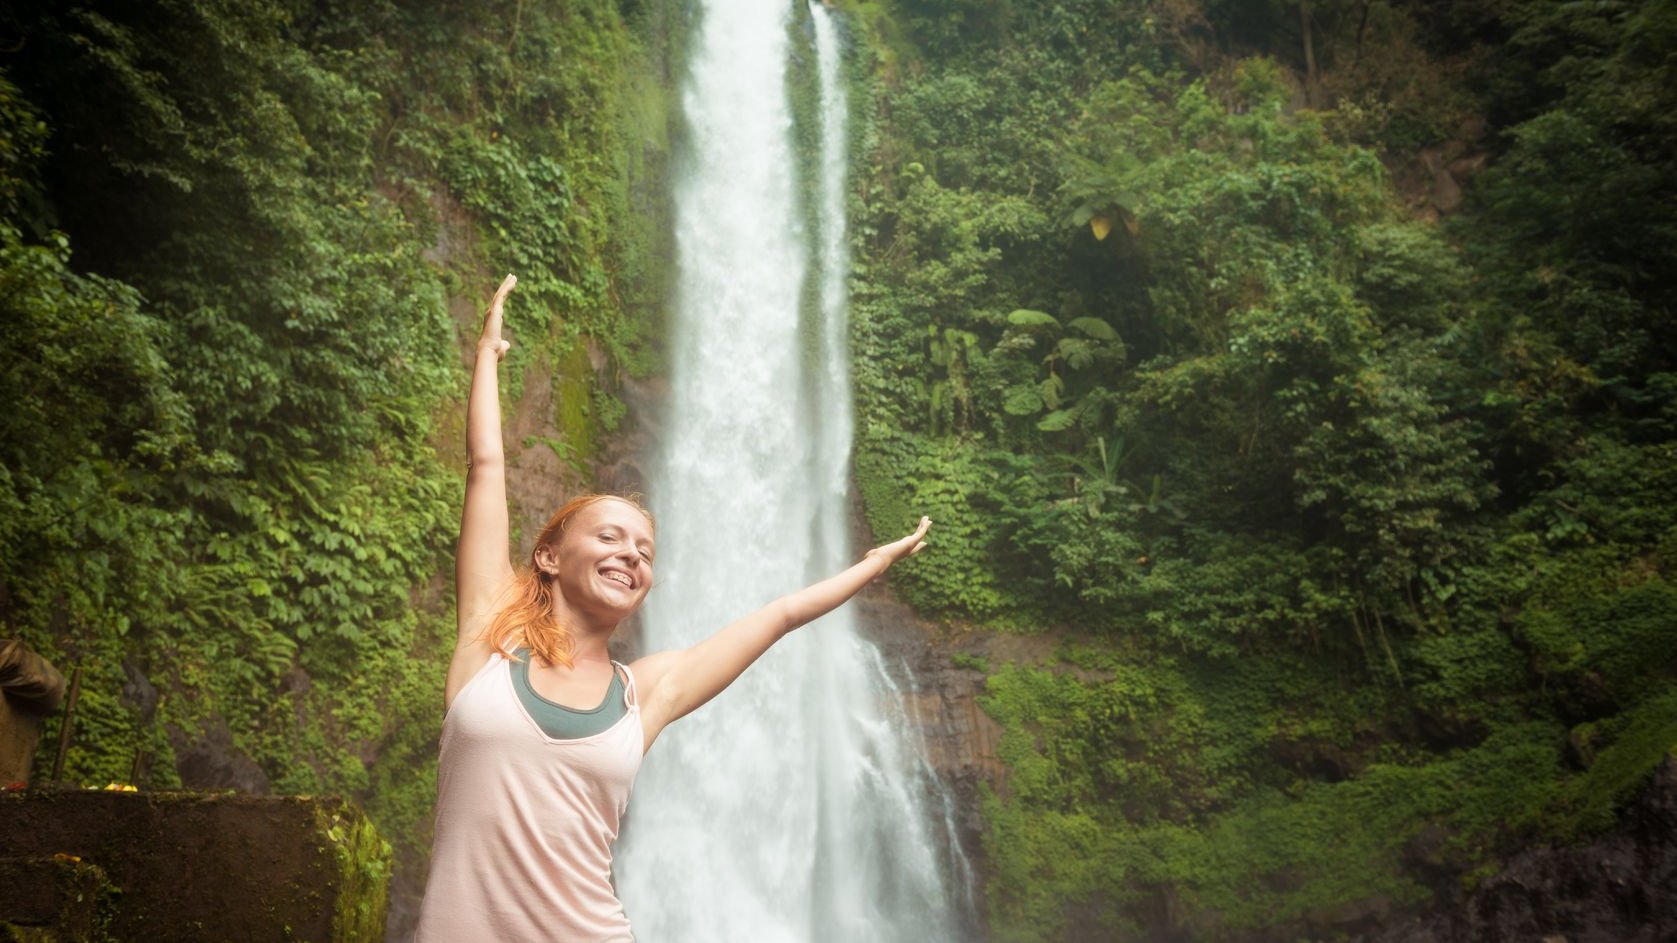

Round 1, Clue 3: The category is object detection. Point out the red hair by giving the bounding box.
[478,494,654,668]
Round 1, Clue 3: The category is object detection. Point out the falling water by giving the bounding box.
[616,1,967,940]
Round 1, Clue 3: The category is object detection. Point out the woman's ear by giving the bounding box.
[532,543,560,576]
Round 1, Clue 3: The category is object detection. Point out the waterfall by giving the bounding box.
[616,1,968,940]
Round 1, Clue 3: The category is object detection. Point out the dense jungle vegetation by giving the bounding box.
[0,0,675,920]
[1,0,1674,940]
[846,0,1677,939]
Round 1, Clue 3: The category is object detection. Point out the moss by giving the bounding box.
[609,0,682,381]
[1,790,390,942]
[978,626,1674,940]
[973,634,1612,940]
[1559,685,1677,835]
[845,0,917,79]
[0,856,117,943]
[1518,569,1677,708]
[322,806,393,943]
[856,434,1014,618]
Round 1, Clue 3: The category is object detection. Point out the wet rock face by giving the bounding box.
[854,593,1068,940]
[167,717,272,794]
[853,595,1002,863]
[1336,756,1677,943]
[1457,757,1677,943]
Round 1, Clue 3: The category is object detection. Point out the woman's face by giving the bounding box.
[543,498,656,626]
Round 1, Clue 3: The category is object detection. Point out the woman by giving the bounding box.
[412,275,932,942]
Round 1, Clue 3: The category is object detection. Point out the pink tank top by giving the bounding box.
[414,653,644,942]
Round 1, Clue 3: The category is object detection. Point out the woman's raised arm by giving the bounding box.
[447,274,518,705]
[632,517,932,749]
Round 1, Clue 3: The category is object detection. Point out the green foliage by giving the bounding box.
[0,0,668,919]
[980,647,1674,942]
[858,433,1010,616]
[1516,552,1677,712]
[1288,346,1495,596]
[852,0,1677,938]
[1461,0,1677,463]
[1559,687,1677,834]
[324,803,394,943]
[0,72,48,227]
[7,0,1677,939]
[858,36,1494,641]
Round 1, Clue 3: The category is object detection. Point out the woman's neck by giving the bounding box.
[539,590,620,667]
[564,625,614,664]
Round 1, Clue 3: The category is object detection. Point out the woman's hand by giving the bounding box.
[866,516,932,567]
[479,273,517,361]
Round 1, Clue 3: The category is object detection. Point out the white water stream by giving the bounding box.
[615,2,968,940]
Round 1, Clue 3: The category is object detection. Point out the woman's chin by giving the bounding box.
[578,595,646,631]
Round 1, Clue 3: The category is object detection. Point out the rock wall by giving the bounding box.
[1374,756,1677,943]
[855,592,1057,937]
[0,790,390,943]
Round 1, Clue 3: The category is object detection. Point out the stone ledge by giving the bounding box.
[0,855,115,943]
[0,790,388,943]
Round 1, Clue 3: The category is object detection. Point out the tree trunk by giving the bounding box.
[1300,0,1319,107]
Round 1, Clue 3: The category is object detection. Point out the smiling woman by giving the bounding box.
[475,494,657,681]
[411,275,932,943]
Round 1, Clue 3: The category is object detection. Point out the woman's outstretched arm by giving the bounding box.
[633,517,932,748]
[446,274,519,707]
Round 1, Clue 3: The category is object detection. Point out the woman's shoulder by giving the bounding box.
[626,650,679,698]
[443,639,503,711]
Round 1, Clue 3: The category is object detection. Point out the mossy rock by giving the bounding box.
[0,854,116,943]
[0,790,389,943]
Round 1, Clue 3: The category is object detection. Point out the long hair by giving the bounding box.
[478,493,654,668]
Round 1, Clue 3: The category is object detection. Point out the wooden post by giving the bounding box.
[128,747,152,787]
[51,665,83,781]
[1300,0,1318,107]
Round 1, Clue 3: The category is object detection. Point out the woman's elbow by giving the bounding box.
[768,597,810,638]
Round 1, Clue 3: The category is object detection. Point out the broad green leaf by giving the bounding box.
[1007,308,1061,329]
[1068,317,1119,341]
[1037,409,1077,432]
[1003,384,1044,415]
[1057,338,1094,370]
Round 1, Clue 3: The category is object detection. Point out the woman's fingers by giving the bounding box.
[483,273,517,331]
[490,273,517,311]
[865,516,932,564]
[902,516,932,557]
[480,274,517,357]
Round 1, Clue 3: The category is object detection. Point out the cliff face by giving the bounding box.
[859,593,1097,939]
[854,594,1008,935]
[1388,756,1677,943]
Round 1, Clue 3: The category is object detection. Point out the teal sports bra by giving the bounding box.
[509,649,628,739]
